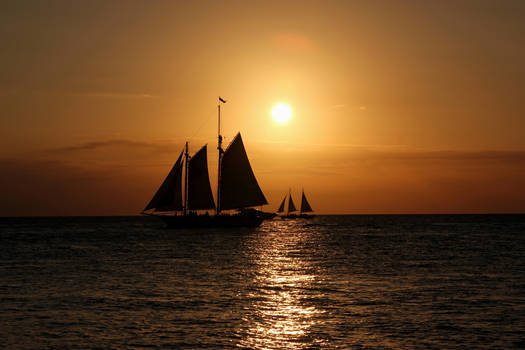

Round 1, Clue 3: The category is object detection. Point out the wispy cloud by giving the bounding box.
[330,104,367,110]
[250,138,407,150]
[250,138,525,162]
[364,150,525,162]
[64,91,159,99]
[0,89,159,99]
[56,138,525,164]
[47,139,177,154]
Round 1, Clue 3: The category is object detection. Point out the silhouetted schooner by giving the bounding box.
[143,98,269,228]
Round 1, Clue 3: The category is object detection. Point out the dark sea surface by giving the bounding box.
[1,215,524,349]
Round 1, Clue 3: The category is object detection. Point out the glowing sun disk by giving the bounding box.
[272,103,292,124]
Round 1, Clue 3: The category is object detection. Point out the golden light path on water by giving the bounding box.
[236,220,327,349]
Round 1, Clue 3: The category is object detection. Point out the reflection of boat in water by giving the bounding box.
[142,98,270,228]
[277,189,315,218]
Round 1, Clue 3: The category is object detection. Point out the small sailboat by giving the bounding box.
[143,98,269,228]
[276,189,314,218]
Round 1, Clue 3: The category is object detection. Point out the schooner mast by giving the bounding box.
[183,141,189,216]
[217,97,226,214]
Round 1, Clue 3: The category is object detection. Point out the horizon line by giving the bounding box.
[1,212,524,218]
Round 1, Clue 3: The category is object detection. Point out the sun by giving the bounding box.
[272,103,292,124]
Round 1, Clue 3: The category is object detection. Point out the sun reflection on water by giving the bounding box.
[237,220,326,349]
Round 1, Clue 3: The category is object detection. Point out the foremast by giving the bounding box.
[217,97,226,215]
[183,141,189,216]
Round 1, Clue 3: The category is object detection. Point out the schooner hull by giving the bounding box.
[158,213,265,228]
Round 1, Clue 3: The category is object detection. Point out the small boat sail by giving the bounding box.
[299,190,315,218]
[277,190,297,218]
[143,98,269,228]
[276,196,286,214]
[276,189,315,218]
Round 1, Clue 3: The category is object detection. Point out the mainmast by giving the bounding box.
[183,141,189,216]
[217,97,226,215]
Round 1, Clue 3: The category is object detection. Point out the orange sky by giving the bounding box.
[1,0,525,215]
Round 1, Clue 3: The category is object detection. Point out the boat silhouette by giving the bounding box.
[277,189,315,218]
[143,98,270,228]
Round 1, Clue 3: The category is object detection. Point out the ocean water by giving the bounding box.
[1,215,524,349]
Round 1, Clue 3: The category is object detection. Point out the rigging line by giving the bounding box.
[188,107,217,141]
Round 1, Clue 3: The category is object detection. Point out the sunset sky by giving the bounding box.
[1,0,524,215]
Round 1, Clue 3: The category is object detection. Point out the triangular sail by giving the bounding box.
[300,191,313,213]
[277,196,286,213]
[144,150,184,212]
[187,145,216,210]
[219,133,268,210]
[287,193,297,213]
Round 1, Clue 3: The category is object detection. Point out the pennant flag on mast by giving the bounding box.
[219,97,227,103]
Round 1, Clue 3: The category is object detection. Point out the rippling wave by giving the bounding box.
[1,215,524,348]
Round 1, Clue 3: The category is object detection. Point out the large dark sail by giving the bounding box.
[300,191,313,213]
[187,145,216,210]
[219,133,267,210]
[287,193,297,213]
[144,150,184,212]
